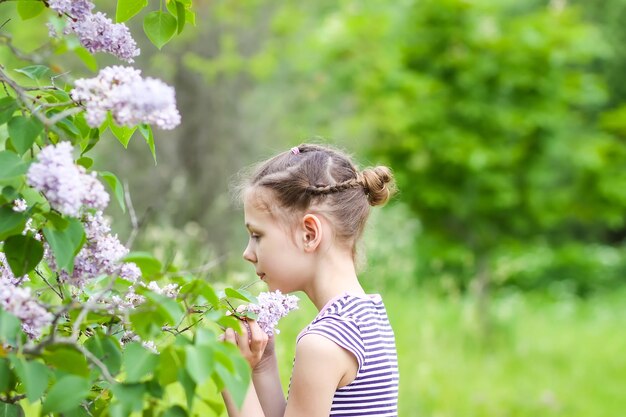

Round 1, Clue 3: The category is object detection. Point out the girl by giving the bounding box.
[222,143,399,417]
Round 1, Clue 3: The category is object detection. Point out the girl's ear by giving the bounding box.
[301,213,323,252]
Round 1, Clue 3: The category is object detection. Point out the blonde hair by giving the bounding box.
[239,143,396,253]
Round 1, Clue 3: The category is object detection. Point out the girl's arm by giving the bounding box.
[222,322,357,417]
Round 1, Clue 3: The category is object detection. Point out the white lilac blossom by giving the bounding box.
[0,277,52,339]
[12,199,27,212]
[49,0,139,62]
[26,142,109,217]
[71,66,181,130]
[119,331,159,354]
[244,290,299,336]
[47,211,141,287]
[145,281,179,299]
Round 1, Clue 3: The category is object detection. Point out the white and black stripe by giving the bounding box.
[295,293,399,416]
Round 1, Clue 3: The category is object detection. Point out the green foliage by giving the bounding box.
[0,1,255,415]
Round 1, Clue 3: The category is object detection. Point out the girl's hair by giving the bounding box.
[240,143,396,252]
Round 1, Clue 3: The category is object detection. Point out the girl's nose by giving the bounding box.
[242,243,256,263]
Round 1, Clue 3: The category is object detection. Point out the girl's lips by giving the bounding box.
[257,273,265,280]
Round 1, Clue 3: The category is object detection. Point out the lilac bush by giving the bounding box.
[0,0,257,414]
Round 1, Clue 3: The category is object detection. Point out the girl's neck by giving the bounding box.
[304,254,365,311]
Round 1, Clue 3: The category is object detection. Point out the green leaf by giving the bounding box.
[7,116,44,156]
[0,97,18,125]
[14,65,51,81]
[9,356,49,403]
[156,346,181,386]
[76,156,93,169]
[184,345,214,384]
[111,383,146,412]
[73,47,98,72]
[0,151,29,180]
[80,128,100,155]
[0,309,22,346]
[108,114,137,148]
[43,218,86,273]
[122,342,159,383]
[176,368,196,410]
[100,171,126,213]
[17,0,45,20]
[0,358,15,392]
[224,287,251,302]
[41,375,90,414]
[213,343,250,409]
[43,211,69,230]
[0,403,23,417]
[123,252,161,276]
[43,345,90,377]
[142,291,184,325]
[0,207,26,241]
[3,234,44,277]
[143,11,177,50]
[116,0,148,22]
[138,124,157,164]
[85,333,122,376]
[161,405,187,417]
[175,1,186,34]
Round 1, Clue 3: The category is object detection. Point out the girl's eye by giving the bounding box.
[250,234,261,241]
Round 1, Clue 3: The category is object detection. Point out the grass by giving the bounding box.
[272,289,626,417]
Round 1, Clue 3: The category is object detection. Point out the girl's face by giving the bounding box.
[242,191,310,293]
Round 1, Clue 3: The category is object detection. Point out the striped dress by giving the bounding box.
[295,293,399,417]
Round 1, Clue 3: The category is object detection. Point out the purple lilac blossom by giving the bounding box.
[71,66,181,129]
[48,0,94,19]
[69,13,140,63]
[26,142,110,217]
[245,290,299,336]
[49,0,139,62]
[0,277,52,339]
[47,211,141,287]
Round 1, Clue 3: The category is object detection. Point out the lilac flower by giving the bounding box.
[48,212,141,287]
[69,13,140,63]
[27,142,84,216]
[13,199,27,212]
[71,66,181,129]
[48,0,94,19]
[244,290,299,336]
[0,277,52,339]
[26,142,110,217]
[49,0,139,62]
[145,281,179,299]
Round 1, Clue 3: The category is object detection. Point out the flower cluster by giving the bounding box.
[26,142,109,217]
[49,0,139,62]
[244,290,299,336]
[47,211,141,287]
[0,277,52,339]
[71,66,181,130]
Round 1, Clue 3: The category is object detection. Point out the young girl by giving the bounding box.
[222,143,399,417]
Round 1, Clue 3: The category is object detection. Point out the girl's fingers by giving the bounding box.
[247,320,269,351]
[224,327,238,344]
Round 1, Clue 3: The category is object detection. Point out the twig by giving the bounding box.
[123,180,139,249]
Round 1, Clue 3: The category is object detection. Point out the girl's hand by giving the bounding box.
[223,319,269,369]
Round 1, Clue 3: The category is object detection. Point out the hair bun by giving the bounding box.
[360,166,396,206]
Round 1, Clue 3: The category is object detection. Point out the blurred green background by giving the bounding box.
[3,0,626,415]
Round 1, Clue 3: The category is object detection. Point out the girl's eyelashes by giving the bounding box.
[250,233,261,240]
